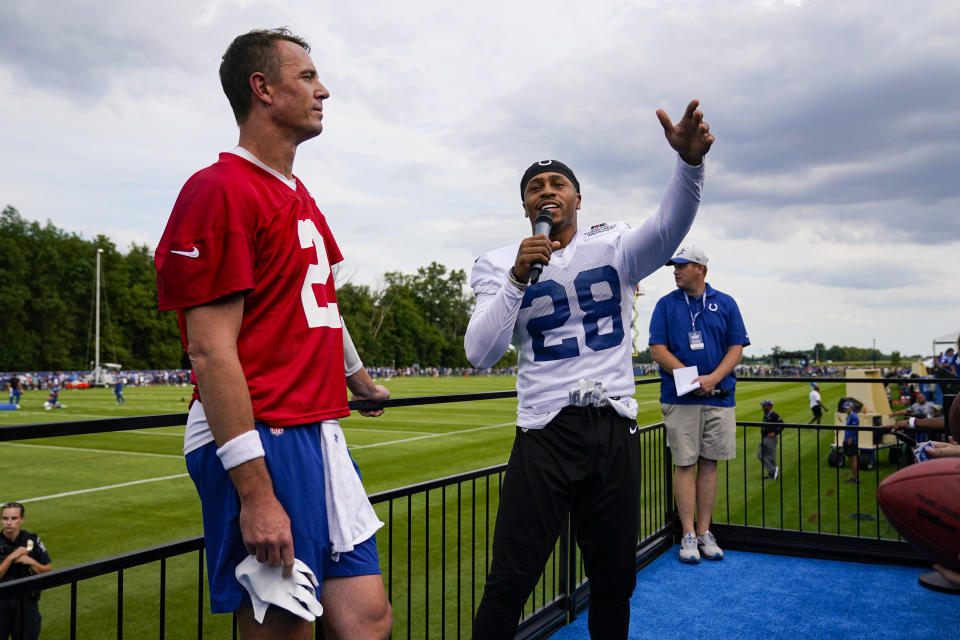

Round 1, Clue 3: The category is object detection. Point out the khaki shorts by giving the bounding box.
[662,403,737,466]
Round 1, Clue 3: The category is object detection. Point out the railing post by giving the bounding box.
[663,432,677,539]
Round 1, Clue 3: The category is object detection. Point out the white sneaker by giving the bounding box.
[679,532,700,563]
[697,530,724,560]
[773,466,779,480]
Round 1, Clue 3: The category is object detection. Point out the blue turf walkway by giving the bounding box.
[549,547,959,640]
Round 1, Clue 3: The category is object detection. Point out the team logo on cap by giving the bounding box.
[538,160,552,166]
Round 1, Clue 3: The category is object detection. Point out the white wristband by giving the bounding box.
[908,417,916,429]
[216,430,265,470]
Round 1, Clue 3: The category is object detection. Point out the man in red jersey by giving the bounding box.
[155,29,391,640]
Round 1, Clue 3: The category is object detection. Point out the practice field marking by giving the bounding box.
[1,412,153,421]
[18,473,190,504]
[0,442,183,459]
[350,422,516,450]
[342,427,435,435]
[127,429,186,437]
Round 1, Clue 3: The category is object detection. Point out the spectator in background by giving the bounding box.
[808,382,827,424]
[757,400,783,480]
[890,393,959,442]
[938,348,956,375]
[890,392,937,419]
[0,502,52,640]
[843,401,860,483]
[650,244,749,564]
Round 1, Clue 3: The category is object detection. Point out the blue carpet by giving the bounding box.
[549,547,960,640]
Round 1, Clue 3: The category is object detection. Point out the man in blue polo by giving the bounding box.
[649,244,749,563]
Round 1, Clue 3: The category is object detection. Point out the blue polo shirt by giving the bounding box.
[649,283,749,407]
[845,410,859,442]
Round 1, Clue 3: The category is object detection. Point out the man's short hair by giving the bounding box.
[1,501,24,517]
[220,27,310,124]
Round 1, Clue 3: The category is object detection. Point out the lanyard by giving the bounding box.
[683,291,707,332]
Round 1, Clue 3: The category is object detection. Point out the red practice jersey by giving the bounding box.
[156,152,348,426]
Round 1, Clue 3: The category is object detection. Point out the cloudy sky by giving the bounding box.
[1,0,957,358]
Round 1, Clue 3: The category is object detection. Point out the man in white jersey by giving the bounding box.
[465,100,714,639]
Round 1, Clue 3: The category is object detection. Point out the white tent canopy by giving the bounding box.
[934,331,959,344]
[933,331,959,356]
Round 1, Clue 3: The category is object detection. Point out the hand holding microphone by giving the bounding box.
[527,208,554,284]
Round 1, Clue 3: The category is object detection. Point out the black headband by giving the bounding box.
[520,159,580,198]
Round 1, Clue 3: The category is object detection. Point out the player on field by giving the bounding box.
[155,29,391,640]
[113,377,125,405]
[43,386,63,410]
[7,376,21,406]
[465,101,714,639]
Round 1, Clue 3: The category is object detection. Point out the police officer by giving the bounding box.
[0,502,51,640]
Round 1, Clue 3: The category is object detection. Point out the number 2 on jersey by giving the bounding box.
[297,219,341,329]
[521,265,624,361]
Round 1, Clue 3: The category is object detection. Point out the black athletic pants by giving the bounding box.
[472,405,642,639]
[0,596,42,640]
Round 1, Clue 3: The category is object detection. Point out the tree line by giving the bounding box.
[6,204,913,373]
[0,206,481,372]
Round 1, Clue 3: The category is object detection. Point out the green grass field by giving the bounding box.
[0,375,906,638]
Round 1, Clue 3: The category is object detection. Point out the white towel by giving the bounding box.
[235,556,323,623]
[320,420,384,561]
[569,378,638,420]
[605,395,639,420]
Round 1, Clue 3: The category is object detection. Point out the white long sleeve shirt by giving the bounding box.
[465,157,705,428]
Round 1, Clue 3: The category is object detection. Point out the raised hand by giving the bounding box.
[656,99,715,166]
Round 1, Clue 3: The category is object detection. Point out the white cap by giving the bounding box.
[666,244,708,266]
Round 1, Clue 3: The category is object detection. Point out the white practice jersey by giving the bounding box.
[465,157,704,428]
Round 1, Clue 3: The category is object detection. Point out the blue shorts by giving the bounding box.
[185,422,381,614]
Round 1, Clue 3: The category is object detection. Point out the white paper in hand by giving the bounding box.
[674,366,701,396]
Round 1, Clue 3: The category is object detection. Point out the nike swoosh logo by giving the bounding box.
[170,247,199,258]
[629,425,638,434]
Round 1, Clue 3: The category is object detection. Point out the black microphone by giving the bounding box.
[528,208,554,284]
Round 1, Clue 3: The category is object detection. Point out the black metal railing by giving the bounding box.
[0,376,945,638]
